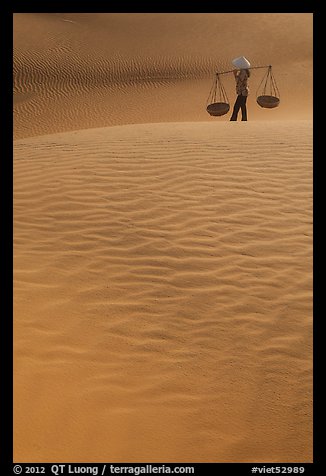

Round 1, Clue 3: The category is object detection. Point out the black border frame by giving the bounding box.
[2,2,321,474]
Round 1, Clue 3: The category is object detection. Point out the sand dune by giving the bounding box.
[13,13,312,139]
[14,121,312,462]
[14,13,313,463]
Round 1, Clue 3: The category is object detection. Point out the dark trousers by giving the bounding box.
[230,94,248,121]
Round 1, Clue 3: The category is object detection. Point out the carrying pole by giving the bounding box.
[216,65,272,75]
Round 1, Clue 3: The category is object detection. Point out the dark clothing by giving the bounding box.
[230,94,248,121]
[234,69,249,96]
[230,68,249,121]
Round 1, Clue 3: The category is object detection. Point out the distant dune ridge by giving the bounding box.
[13,13,312,139]
[14,14,312,463]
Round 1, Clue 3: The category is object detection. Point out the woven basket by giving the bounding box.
[207,102,230,117]
[257,95,280,109]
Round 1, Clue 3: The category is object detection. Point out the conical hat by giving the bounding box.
[232,56,251,69]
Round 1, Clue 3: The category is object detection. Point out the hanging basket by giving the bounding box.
[207,102,230,116]
[256,66,280,110]
[257,95,280,108]
[206,73,230,117]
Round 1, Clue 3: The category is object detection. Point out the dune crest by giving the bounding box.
[14,12,313,463]
[14,121,312,462]
[13,13,312,139]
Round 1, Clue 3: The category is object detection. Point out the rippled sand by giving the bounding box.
[14,121,312,462]
[14,13,313,463]
[13,13,312,139]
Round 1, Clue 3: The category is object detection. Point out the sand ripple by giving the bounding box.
[13,13,312,139]
[14,121,312,462]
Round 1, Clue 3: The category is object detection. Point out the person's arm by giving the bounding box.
[239,69,247,80]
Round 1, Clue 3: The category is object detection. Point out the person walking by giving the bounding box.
[230,68,250,121]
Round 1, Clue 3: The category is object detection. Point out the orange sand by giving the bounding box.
[14,13,313,463]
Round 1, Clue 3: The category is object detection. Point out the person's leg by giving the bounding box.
[240,95,248,121]
[230,95,241,121]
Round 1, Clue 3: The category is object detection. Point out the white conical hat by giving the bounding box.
[232,56,251,69]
